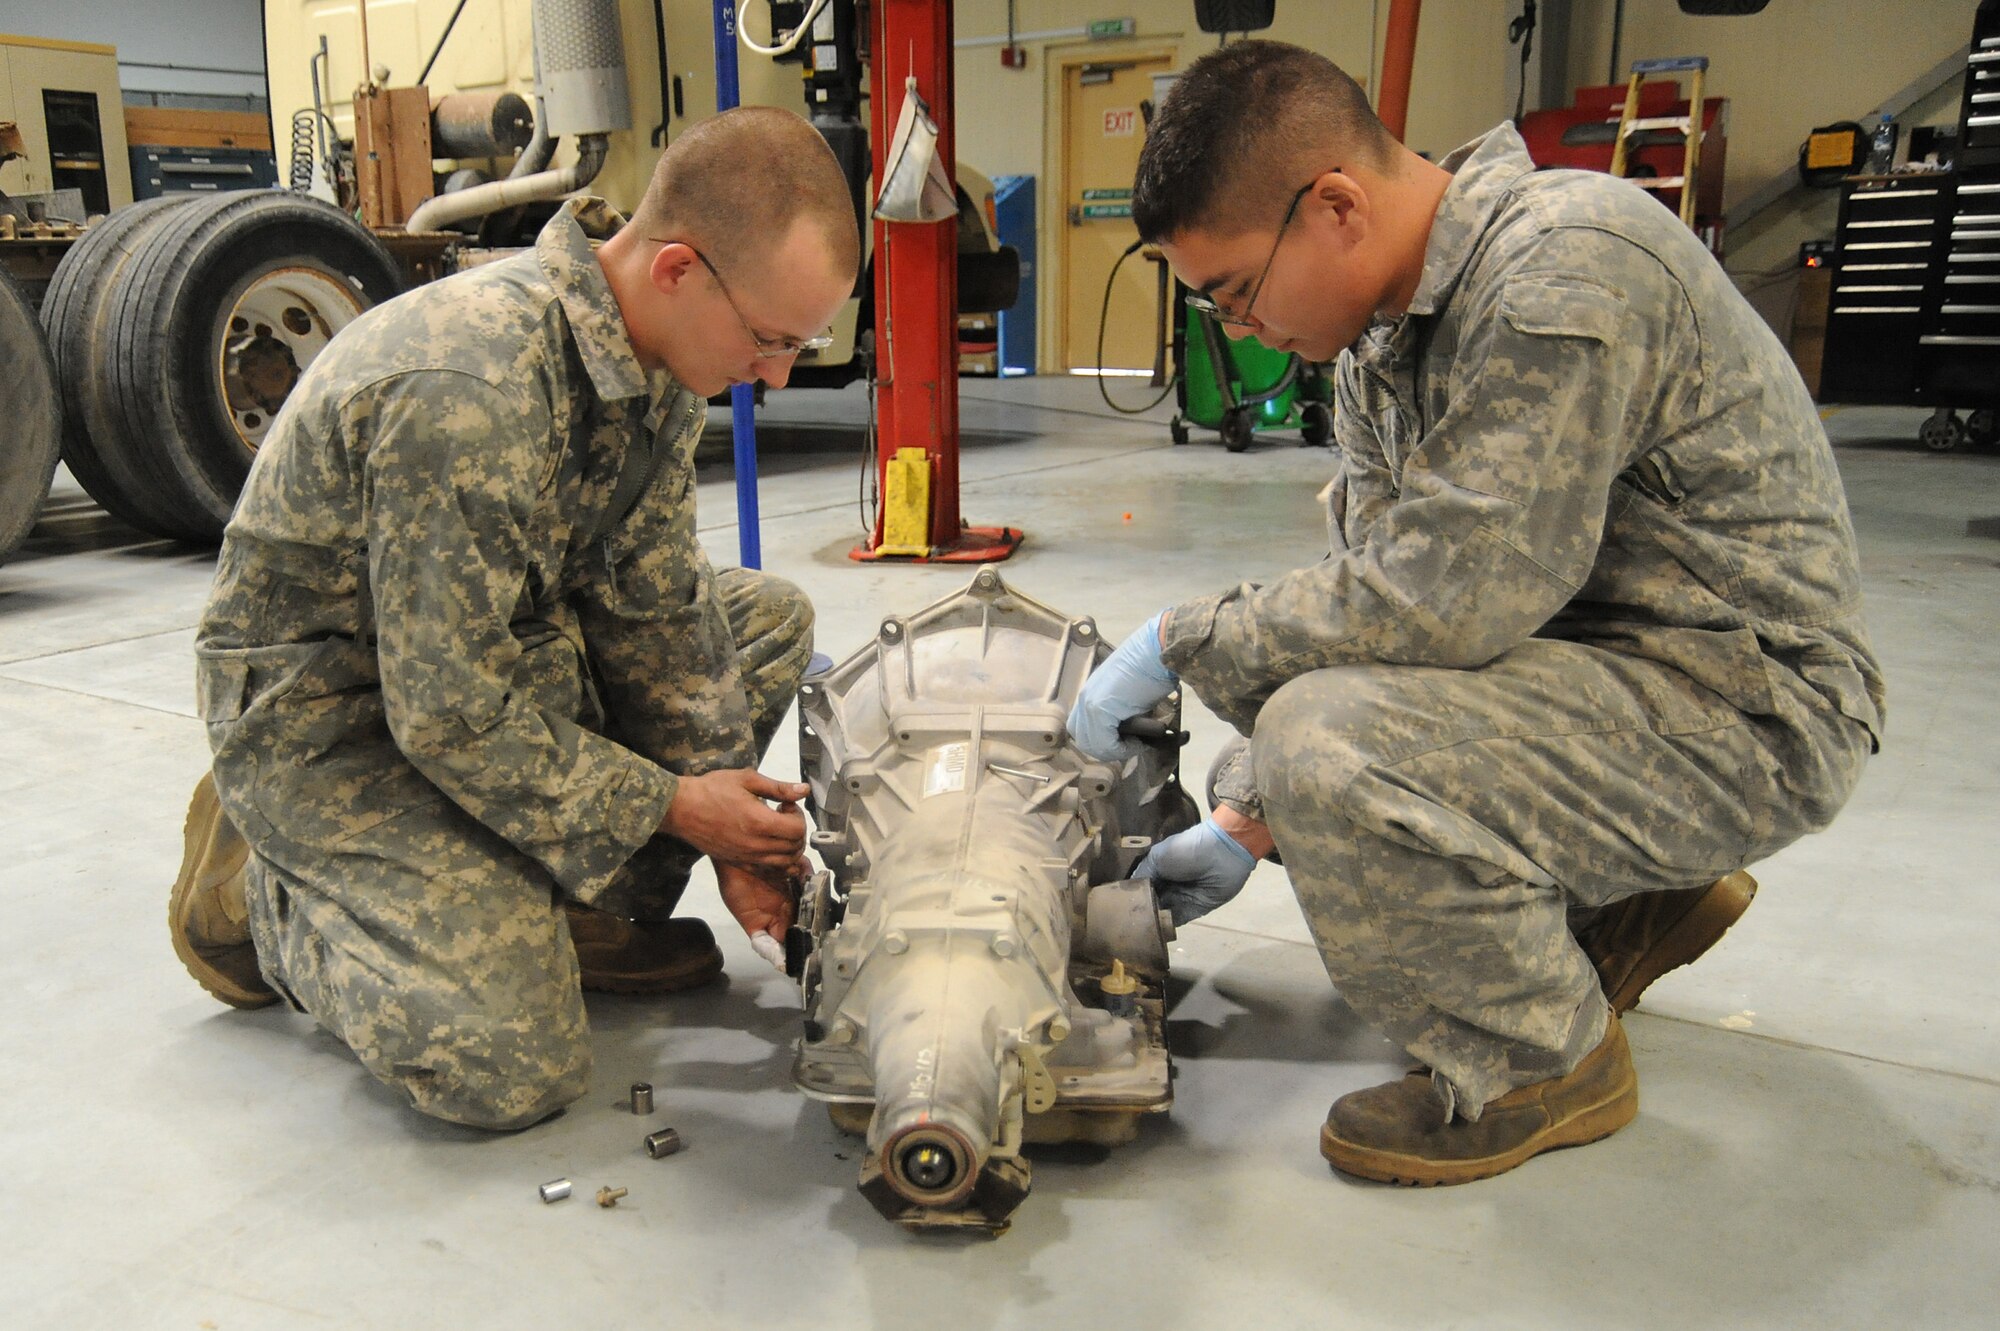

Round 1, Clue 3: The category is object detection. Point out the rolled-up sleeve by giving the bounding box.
[359,371,675,896]
[1162,270,1659,731]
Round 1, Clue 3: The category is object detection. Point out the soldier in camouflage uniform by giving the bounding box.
[169,107,861,1129]
[1069,43,1883,1183]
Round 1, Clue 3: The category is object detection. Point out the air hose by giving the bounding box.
[1096,237,1175,415]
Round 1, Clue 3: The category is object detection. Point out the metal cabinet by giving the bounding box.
[1927,179,2000,397]
[1820,175,1946,403]
[1818,3,2000,447]
[127,145,278,200]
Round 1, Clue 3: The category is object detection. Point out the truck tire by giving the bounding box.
[0,265,63,563]
[95,191,404,543]
[41,196,200,533]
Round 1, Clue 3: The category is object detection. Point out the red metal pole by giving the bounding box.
[854,0,1020,563]
[1377,0,1423,143]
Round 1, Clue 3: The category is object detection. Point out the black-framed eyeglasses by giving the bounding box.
[652,240,836,358]
[1184,176,1324,329]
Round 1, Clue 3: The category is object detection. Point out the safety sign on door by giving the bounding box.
[1102,107,1137,136]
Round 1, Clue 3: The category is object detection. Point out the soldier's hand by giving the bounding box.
[660,769,809,870]
[1134,817,1259,926]
[1067,612,1176,762]
[714,856,804,944]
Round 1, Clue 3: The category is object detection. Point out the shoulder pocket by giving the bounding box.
[1499,277,1624,345]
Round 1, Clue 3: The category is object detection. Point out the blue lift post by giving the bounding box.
[712,0,761,568]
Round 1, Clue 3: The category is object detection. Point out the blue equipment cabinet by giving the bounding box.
[992,175,1036,376]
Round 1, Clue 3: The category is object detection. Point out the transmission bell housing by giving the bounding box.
[792,570,1200,1234]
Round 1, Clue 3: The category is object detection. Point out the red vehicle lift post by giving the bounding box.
[851,0,1022,563]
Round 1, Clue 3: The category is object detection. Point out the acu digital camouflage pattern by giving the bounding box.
[1164,126,1884,1117]
[195,199,813,1128]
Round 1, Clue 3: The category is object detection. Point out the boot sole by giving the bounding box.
[1606,870,1758,1015]
[1319,1079,1638,1187]
[167,777,279,1010]
[580,954,726,996]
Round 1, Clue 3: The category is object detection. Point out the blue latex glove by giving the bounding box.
[1134,819,1257,925]
[1066,613,1176,762]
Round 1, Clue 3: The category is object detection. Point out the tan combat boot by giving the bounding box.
[1319,1017,1638,1186]
[1577,870,1758,1014]
[168,773,278,1009]
[565,903,725,995]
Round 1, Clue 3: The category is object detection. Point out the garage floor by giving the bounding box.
[4,378,1996,1329]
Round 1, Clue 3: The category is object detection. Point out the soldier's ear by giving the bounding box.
[648,242,700,297]
[1316,171,1366,228]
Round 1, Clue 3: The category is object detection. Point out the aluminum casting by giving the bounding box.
[792,569,1198,1234]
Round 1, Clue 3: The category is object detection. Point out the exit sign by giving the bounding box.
[1088,18,1135,39]
[1103,107,1137,136]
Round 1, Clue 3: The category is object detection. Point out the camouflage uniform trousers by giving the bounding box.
[1244,637,1871,1118]
[233,568,812,1130]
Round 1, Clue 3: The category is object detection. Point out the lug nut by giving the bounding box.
[645,1127,685,1159]
[596,1186,628,1208]
[538,1178,572,1203]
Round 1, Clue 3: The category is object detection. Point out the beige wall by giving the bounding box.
[957,0,1982,218]
[1565,0,1979,215]
[955,0,1526,183]
[954,0,1526,371]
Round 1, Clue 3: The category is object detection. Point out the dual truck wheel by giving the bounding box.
[0,264,62,563]
[3,190,402,558]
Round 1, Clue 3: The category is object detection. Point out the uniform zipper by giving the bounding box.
[602,388,701,597]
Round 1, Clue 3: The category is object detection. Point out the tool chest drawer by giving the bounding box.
[1821,176,1950,404]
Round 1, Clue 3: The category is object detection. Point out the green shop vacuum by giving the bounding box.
[1095,240,1333,451]
[1172,287,1333,451]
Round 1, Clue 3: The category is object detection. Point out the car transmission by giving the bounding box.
[791,569,1199,1234]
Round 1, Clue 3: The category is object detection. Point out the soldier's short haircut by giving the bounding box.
[631,105,860,281]
[1134,41,1395,244]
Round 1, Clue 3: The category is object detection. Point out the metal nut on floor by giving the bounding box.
[596,1186,628,1208]
[538,1178,572,1203]
[644,1127,684,1159]
[631,1082,653,1115]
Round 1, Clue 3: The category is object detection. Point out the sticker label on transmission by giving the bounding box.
[923,742,969,797]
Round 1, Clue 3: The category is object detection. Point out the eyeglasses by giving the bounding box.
[1184,176,1323,329]
[653,240,836,358]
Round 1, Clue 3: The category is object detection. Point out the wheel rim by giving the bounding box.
[1920,416,1960,451]
[215,265,367,453]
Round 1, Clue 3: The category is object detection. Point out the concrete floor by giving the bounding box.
[3,378,1996,1329]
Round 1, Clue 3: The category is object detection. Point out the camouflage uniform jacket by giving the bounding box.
[196,198,748,899]
[1162,124,1885,784]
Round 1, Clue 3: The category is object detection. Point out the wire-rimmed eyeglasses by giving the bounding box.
[1183,177,1323,329]
[652,240,837,358]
